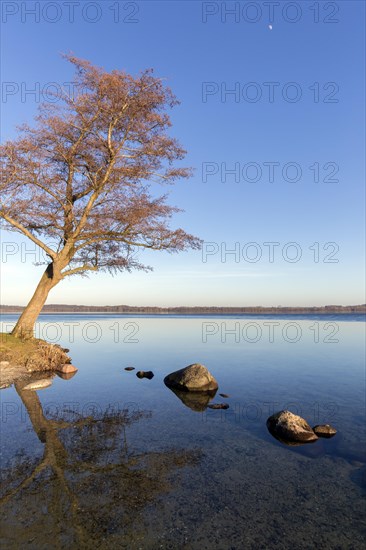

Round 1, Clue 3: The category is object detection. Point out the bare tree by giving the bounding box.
[0,56,200,338]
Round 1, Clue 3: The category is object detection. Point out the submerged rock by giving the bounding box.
[207,403,229,410]
[164,363,218,392]
[267,410,318,444]
[56,364,78,374]
[313,424,337,438]
[124,366,135,371]
[136,371,154,380]
[23,378,53,391]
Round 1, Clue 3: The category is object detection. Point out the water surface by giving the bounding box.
[1,314,365,549]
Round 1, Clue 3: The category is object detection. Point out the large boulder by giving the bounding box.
[164,363,218,392]
[267,410,318,444]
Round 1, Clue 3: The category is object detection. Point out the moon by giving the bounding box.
[268,24,273,30]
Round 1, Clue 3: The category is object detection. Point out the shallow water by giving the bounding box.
[1,314,365,549]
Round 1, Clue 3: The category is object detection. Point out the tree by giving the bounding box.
[0,56,201,338]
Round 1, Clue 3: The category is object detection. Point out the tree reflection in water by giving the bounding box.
[0,379,202,548]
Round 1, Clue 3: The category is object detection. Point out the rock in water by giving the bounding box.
[164,363,218,392]
[313,424,337,438]
[207,403,229,410]
[136,371,154,380]
[267,410,318,443]
[124,366,135,371]
[56,364,78,374]
[23,379,53,391]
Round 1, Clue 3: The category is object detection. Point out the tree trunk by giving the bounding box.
[11,263,61,339]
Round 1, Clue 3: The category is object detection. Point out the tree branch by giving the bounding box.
[0,212,56,259]
[61,265,98,278]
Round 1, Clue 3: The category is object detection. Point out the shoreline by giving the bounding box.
[0,334,72,386]
[1,313,366,316]
[1,309,365,316]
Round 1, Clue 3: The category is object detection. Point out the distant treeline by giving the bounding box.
[1,304,365,314]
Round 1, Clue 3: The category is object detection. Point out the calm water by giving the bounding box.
[1,314,365,549]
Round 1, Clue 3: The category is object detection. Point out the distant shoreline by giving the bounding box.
[1,304,365,315]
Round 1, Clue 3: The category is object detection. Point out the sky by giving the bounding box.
[0,0,365,307]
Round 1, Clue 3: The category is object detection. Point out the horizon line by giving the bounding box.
[1,304,365,310]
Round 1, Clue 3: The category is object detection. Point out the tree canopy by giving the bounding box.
[0,56,200,337]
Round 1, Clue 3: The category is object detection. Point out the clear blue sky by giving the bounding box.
[1,1,365,307]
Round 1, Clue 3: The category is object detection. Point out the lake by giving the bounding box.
[1,314,365,549]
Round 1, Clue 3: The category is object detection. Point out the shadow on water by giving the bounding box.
[0,378,203,548]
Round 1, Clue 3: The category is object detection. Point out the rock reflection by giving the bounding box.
[0,379,202,548]
[56,370,78,381]
[166,385,217,412]
[266,425,327,459]
[267,429,318,447]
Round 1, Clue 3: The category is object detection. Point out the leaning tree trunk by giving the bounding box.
[12,263,61,339]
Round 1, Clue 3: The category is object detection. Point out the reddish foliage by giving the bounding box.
[1,56,201,279]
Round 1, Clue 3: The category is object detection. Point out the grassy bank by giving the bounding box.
[0,333,71,386]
